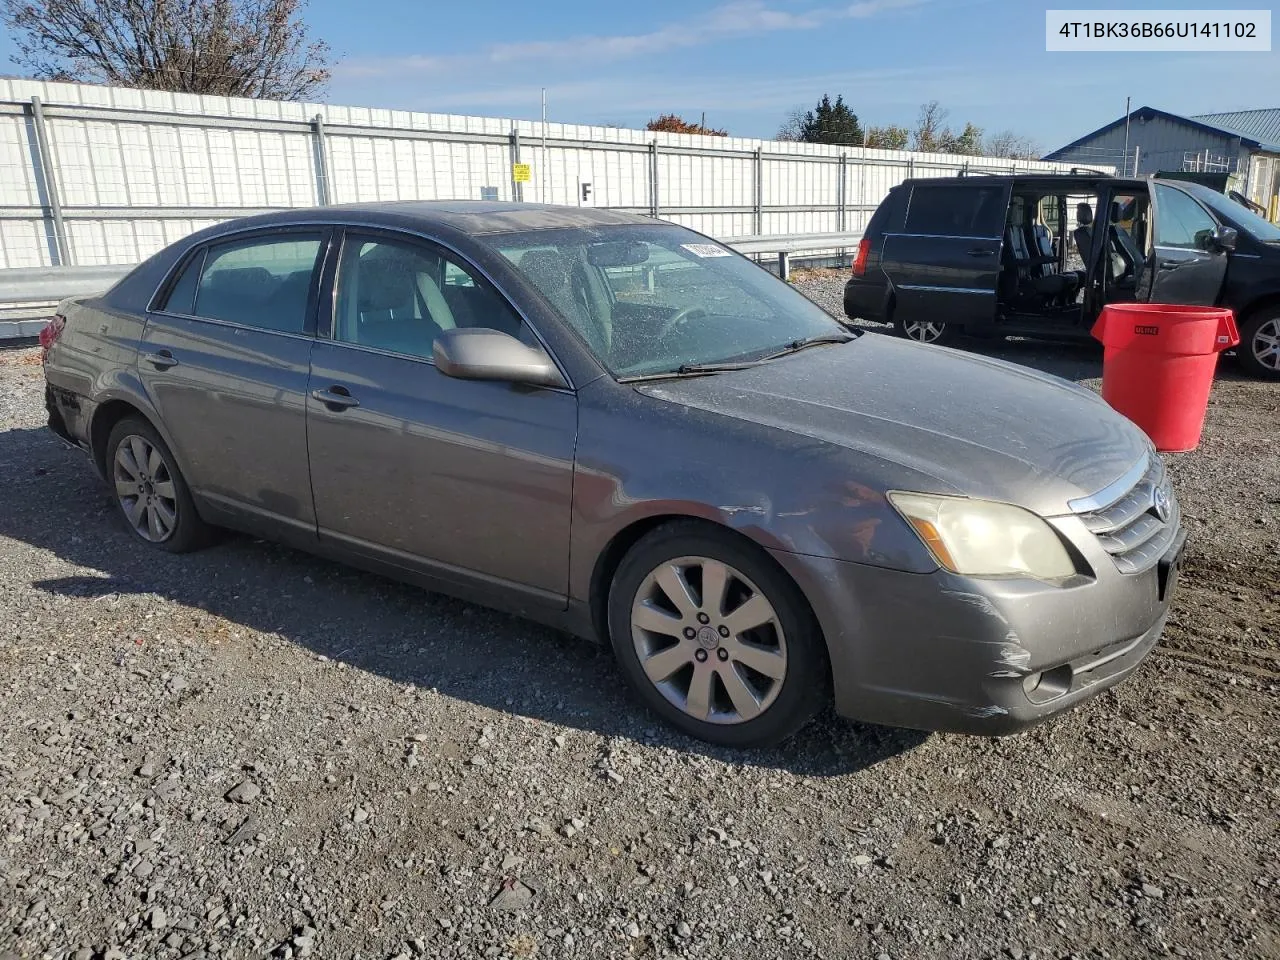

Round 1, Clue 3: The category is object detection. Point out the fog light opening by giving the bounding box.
[1022,665,1073,704]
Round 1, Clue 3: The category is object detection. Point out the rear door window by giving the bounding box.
[905,184,1006,238]
[178,234,325,334]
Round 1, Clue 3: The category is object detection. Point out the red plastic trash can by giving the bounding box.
[1091,303,1239,452]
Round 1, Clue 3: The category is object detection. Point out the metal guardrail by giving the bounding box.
[724,231,864,280]
[0,264,132,339]
[0,230,863,339]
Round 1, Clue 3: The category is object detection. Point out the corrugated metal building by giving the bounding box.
[1045,105,1280,220]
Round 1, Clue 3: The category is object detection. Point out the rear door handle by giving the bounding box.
[311,386,360,410]
[967,248,994,257]
[142,350,178,370]
[1159,259,1183,269]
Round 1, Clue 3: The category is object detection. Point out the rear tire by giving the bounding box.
[607,521,829,748]
[892,312,961,347]
[1237,308,1280,380]
[106,417,211,553]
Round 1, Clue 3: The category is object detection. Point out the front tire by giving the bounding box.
[607,522,829,748]
[106,417,210,553]
[1237,308,1280,380]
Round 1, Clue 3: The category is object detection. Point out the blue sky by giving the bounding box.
[3,0,1278,153]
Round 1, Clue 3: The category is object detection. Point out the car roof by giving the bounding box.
[200,201,656,237]
[897,173,1148,191]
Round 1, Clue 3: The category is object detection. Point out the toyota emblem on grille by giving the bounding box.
[1152,485,1171,523]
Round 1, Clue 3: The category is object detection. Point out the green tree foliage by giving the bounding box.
[865,124,909,150]
[778,94,863,145]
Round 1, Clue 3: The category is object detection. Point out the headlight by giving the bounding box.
[887,492,1076,580]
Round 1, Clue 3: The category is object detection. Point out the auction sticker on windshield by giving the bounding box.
[681,243,732,258]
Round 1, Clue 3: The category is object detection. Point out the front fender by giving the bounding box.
[567,381,939,603]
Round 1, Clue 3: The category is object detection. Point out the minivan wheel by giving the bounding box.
[607,522,829,748]
[106,417,210,553]
[894,314,959,346]
[1237,308,1280,380]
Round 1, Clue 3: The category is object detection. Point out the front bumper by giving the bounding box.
[770,526,1184,736]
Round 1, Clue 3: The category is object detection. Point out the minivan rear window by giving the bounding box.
[905,184,1006,238]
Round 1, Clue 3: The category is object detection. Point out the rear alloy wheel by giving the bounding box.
[106,417,210,553]
[893,314,960,347]
[1238,309,1280,380]
[607,523,828,747]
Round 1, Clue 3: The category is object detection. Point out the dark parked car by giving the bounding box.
[844,172,1280,379]
[43,203,1184,747]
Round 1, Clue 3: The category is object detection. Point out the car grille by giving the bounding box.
[1074,454,1179,575]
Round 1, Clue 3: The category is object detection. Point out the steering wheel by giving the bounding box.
[659,305,710,338]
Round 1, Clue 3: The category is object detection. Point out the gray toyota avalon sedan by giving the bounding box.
[41,202,1186,747]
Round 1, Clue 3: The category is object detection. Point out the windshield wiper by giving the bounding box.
[754,332,857,362]
[616,332,857,384]
[616,361,758,383]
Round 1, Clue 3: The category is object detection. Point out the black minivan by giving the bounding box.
[844,172,1280,379]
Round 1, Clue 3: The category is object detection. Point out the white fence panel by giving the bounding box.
[0,78,1094,269]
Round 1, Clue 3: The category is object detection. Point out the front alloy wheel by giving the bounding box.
[631,556,788,725]
[1239,310,1280,379]
[607,522,828,747]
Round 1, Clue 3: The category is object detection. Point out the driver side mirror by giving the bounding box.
[1210,224,1238,252]
[433,328,566,388]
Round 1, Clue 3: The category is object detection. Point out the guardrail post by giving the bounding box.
[753,147,763,235]
[311,114,332,205]
[28,96,72,266]
[777,250,790,282]
[649,141,660,218]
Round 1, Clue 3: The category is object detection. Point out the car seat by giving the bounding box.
[349,250,455,356]
[519,250,610,356]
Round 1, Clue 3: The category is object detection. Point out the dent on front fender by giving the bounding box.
[566,384,940,601]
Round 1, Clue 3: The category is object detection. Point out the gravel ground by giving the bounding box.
[1,280,1277,960]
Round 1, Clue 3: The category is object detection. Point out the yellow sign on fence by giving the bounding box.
[512,163,532,183]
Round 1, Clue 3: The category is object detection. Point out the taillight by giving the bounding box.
[851,237,871,277]
[39,314,66,362]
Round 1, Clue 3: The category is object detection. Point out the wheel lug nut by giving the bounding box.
[696,612,710,625]
[694,649,708,663]
[717,648,729,662]
[718,625,729,637]
[683,627,696,640]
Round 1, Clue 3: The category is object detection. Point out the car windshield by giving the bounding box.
[490,224,844,377]
[1181,182,1280,243]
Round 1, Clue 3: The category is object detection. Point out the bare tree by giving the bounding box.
[776,107,807,142]
[911,100,949,153]
[984,129,1042,160]
[2,0,331,100]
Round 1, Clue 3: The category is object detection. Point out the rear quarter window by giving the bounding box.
[867,187,906,236]
[905,184,1006,238]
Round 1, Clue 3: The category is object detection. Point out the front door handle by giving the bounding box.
[311,386,360,410]
[1159,259,1184,269]
[142,350,178,370]
[967,248,995,257]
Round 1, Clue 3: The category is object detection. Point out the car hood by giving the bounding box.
[636,335,1149,517]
